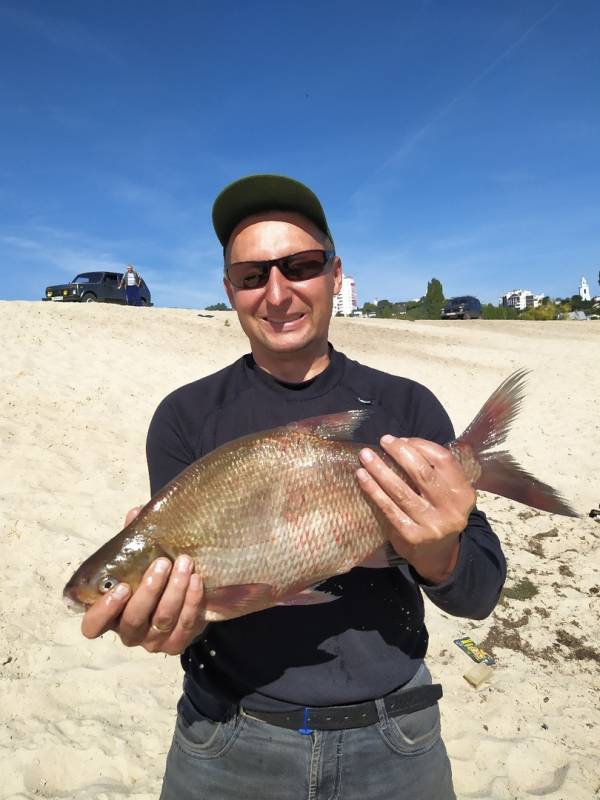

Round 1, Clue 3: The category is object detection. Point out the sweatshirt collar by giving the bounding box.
[243,345,345,400]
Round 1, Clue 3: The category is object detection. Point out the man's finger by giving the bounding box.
[81,582,131,639]
[359,446,428,516]
[404,438,466,480]
[356,467,418,549]
[382,436,439,486]
[117,558,173,645]
[124,505,143,527]
[406,439,477,509]
[157,574,207,656]
[147,555,194,637]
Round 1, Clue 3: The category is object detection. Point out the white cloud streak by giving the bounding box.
[384,1,563,168]
[0,225,225,308]
[0,5,122,64]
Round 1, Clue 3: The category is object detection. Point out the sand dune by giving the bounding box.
[1,301,598,799]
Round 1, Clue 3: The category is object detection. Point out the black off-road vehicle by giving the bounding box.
[43,271,152,305]
[441,295,482,320]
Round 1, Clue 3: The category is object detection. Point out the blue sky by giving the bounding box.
[1,0,598,308]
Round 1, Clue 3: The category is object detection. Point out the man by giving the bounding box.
[82,175,506,799]
[118,263,143,305]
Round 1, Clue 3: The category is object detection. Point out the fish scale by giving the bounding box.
[196,432,384,592]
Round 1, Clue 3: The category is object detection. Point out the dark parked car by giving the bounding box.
[441,295,482,320]
[43,271,152,305]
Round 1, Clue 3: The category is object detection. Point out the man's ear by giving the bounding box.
[223,276,236,309]
[332,257,343,295]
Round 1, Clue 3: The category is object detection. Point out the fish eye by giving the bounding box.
[98,575,117,594]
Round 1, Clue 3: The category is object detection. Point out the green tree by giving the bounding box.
[520,304,559,321]
[423,278,445,319]
[361,302,377,316]
[481,304,519,320]
[205,302,229,311]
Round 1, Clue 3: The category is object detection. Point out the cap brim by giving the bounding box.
[212,174,332,248]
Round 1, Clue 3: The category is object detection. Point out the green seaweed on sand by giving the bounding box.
[502,577,539,601]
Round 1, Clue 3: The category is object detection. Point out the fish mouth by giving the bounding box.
[62,592,87,614]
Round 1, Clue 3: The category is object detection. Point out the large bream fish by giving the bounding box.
[63,370,577,620]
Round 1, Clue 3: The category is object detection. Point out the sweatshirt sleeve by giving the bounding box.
[406,382,507,619]
[146,395,197,496]
[410,508,507,619]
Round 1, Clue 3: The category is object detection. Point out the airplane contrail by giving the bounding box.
[385,1,563,167]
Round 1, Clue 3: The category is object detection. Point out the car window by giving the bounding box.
[71,273,102,284]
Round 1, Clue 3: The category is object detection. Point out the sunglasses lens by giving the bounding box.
[227,250,332,289]
[282,252,327,282]
[228,263,269,289]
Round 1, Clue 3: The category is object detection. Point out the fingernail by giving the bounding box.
[381,434,394,445]
[154,558,171,574]
[177,555,193,574]
[189,574,202,591]
[356,468,369,482]
[360,448,374,463]
[113,583,129,599]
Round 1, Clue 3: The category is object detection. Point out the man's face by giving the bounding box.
[223,212,342,362]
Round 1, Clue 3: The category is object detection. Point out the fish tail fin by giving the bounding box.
[454,369,579,518]
[476,451,578,517]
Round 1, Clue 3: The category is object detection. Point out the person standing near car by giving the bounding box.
[80,174,506,799]
[118,263,142,306]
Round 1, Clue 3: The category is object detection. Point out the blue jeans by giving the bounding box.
[125,285,141,305]
[159,664,455,800]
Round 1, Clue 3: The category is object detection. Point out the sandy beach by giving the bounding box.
[1,300,598,800]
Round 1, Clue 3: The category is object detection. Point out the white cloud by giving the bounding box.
[0,5,122,63]
[0,224,226,307]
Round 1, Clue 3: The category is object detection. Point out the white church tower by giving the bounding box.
[579,277,590,301]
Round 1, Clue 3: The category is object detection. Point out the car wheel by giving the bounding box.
[81,293,97,303]
[140,297,147,306]
[463,312,471,320]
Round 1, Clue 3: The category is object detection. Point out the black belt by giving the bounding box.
[241,683,442,733]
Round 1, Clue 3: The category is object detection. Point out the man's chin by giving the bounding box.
[261,334,310,353]
[255,326,320,356]
[255,319,310,346]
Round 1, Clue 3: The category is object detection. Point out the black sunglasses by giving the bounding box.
[225,249,335,290]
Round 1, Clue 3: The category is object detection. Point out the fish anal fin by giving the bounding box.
[276,587,340,606]
[287,409,372,441]
[359,543,407,569]
[205,583,274,617]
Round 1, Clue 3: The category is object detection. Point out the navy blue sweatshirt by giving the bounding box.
[146,348,506,714]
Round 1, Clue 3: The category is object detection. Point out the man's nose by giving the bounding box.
[264,265,292,304]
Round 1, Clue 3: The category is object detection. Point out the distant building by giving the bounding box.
[333,274,358,316]
[579,277,590,301]
[500,289,544,310]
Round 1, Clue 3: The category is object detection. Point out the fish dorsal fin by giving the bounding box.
[287,409,372,441]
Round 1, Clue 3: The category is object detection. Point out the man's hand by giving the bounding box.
[81,507,207,655]
[357,436,476,584]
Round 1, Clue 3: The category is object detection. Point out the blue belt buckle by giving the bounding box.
[298,707,313,735]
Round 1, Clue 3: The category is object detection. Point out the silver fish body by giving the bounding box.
[63,371,578,621]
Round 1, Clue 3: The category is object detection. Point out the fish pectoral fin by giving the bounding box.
[276,587,340,606]
[206,583,274,616]
[359,543,407,569]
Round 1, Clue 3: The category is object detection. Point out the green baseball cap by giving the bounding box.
[212,174,334,250]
